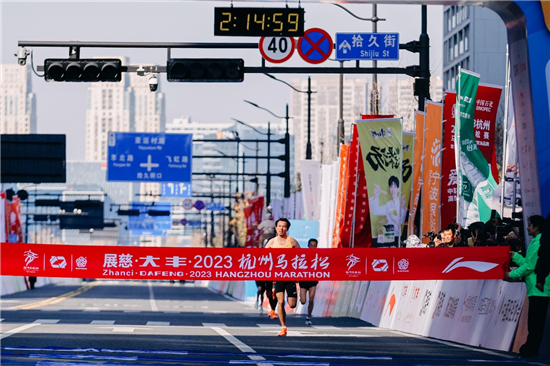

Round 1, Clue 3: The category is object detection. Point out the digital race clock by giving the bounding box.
[214,8,305,37]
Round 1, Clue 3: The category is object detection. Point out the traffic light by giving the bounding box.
[167,58,244,82]
[44,59,122,82]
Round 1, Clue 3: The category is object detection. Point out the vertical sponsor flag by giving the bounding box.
[357,119,404,246]
[300,160,321,221]
[353,137,372,248]
[441,91,458,230]
[401,133,414,233]
[421,101,443,243]
[409,111,425,236]
[332,144,349,247]
[456,69,498,226]
[474,84,503,184]
[243,196,264,247]
[340,126,364,247]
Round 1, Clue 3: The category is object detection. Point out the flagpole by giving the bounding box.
[409,113,417,237]
[500,45,511,217]
[350,124,359,248]
[455,67,462,226]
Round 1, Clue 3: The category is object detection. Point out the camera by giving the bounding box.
[15,47,29,66]
[148,75,158,92]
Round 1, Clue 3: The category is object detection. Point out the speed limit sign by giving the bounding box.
[182,199,193,210]
[259,37,296,64]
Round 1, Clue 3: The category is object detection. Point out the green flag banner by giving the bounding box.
[357,119,404,246]
[455,69,498,226]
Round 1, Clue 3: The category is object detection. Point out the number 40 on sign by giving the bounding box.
[259,36,296,63]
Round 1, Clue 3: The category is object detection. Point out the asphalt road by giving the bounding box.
[0,280,545,365]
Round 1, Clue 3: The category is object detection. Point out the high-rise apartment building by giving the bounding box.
[85,57,133,161]
[85,59,166,161]
[0,64,36,134]
[384,75,443,131]
[443,5,507,91]
[290,75,369,168]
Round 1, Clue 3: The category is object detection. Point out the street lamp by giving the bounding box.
[263,73,316,160]
[231,117,272,205]
[244,100,291,198]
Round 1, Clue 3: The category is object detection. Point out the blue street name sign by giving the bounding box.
[107,132,193,182]
[205,202,225,211]
[128,202,172,237]
[335,33,399,61]
[161,182,192,197]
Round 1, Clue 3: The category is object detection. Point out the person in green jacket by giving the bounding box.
[504,215,550,358]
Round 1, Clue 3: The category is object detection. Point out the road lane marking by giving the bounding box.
[0,323,40,339]
[148,281,158,311]
[91,320,115,325]
[34,319,60,324]
[7,282,99,310]
[209,326,274,366]
[98,326,152,332]
[147,321,170,326]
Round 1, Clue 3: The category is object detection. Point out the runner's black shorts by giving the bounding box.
[299,281,318,290]
[255,281,273,290]
[274,281,297,298]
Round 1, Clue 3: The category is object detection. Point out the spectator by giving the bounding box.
[257,210,276,247]
[535,213,550,292]
[467,221,485,246]
[504,215,549,358]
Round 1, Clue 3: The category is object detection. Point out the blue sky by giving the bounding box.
[2,1,443,160]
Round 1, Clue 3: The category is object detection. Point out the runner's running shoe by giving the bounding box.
[305,317,312,325]
[277,327,287,337]
[268,310,278,319]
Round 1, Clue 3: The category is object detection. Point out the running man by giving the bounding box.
[265,218,300,336]
[299,238,319,325]
[254,280,278,319]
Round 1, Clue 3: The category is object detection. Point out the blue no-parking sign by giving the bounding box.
[107,132,193,182]
[297,28,333,64]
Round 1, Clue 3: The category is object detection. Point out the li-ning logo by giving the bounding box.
[372,259,389,272]
[50,256,67,269]
[442,257,498,273]
[24,250,39,266]
[346,254,360,270]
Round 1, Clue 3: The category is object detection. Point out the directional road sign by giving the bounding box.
[297,28,333,64]
[205,202,225,211]
[107,132,193,182]
[161,182,192,197]
[335,33,399,61]
[128,202,171,237]
[259,37,296,63]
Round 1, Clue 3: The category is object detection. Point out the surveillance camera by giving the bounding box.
[148,75,158,92]
[15,47,29,66]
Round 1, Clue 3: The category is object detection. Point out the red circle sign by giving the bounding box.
[259,37,296,64]
[297,28,333,64]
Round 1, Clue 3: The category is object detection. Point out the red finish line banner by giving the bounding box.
[0,243,510,281]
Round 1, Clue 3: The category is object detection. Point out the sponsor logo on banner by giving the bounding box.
[76,256,88,270]
[24,250,39,273]
[442,257,499,273]
[372,259,389,272]
[346,254,362,277]
[397,258,410,272]
[50,256,67,269]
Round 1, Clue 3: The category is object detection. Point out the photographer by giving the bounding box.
[504,215,549,358]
